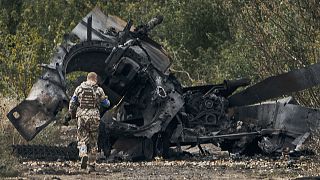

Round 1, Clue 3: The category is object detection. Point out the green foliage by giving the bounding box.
[221,0,320,106]
[0,0,319,106]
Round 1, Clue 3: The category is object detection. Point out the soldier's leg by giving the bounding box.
[77,116,90,169]
[87,118,100,166]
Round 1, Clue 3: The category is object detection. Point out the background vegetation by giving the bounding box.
[0,0,319,177]
[0,0,319,145]
[0,0,319,105]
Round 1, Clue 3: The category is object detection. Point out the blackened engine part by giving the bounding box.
[258,136,282,154]
[103,80,184,139]
[182,77,250,98]
[102,37,184,139]
[184,90,229,131]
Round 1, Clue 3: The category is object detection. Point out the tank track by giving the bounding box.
[12,143,79,161]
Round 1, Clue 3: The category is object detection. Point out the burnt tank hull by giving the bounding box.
[7,8,320,159]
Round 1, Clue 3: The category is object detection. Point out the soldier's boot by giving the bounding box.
[87,164,95,173]
[87,155,95,173]
[78,142,88,169]
[80,156,88,169]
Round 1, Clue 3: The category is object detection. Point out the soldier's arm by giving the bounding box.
[69,86,81,115]
[98,87,110,108]
[63,87,81,125]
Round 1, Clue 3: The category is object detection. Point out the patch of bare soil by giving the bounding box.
[9,125,320,179]
[13,154,320,180]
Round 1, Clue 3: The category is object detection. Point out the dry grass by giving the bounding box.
[304,130,320,158]
[0,95,64,177]
[0,95,21,177]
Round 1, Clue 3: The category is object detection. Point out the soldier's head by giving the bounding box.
[87,72,98,84]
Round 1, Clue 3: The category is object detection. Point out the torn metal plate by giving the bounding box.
[233,102,320,136]
[229,62,320,107]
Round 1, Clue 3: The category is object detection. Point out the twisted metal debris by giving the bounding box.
[7,8,320,160]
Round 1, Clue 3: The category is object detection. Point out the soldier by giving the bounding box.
[67,72,110,171]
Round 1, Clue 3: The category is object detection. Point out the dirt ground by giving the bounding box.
[11,153,320,179]
[7,126,320,179]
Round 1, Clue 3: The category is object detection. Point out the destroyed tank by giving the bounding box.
[7,8,320,160]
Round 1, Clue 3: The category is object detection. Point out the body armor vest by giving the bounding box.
[79,87,96,109]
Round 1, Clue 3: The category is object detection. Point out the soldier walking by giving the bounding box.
[67,72,110,171]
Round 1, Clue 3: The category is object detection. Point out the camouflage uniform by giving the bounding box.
[69,80,110,164]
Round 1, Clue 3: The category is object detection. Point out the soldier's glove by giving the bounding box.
[63,112,71,126]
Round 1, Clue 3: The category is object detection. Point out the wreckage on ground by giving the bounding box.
[7,8,320,160]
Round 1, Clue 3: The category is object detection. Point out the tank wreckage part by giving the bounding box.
[7,8,181,143]
[12,143,79,161]
[7,46,69,141]
[7,8,320,159]
[230,99,320,153]
[228,62,320,107]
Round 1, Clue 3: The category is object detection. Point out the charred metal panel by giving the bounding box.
[140,41,171,74]
[7,45,68,140]
[234,102,320,136]
[7,69,68,140]
[71,8,123,42]
[104,81,184,139]
[63,42,113,75]
[8,100,54,141]
[229,62,320,106]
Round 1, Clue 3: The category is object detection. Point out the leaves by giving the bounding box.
[0,0,319,106]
